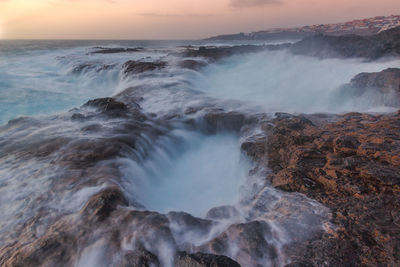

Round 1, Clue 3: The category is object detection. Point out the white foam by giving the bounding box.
[122,131,249,217]
[195,50,400,113]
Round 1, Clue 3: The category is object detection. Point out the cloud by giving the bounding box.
[58,0,115,3]
[230,0,282,8]
[137,13,216,18]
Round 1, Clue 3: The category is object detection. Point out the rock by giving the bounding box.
[72,63,95,74]
[198,221,278,266]
[203,111,250,133]
[284,261,314,267]
[178,59,208,70]
[205,206,240,220]
[167,212,214,235]
[350,68,400,91]
[290,26,400,60]
[81,187,128,222]
[71,63,115,74]
[241,112,400,266]
[182,45,270,61]
[206,31,311,42]
[338,68,400,105]
[0,229,78,267]
[122,249,160,267]
[91,47,144,54]
[175,252,241,267]
[83,97,129,117]
[333,135,360,156]
[122,60,167,75]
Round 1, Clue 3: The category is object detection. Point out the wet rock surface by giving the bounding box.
[182,44,289,61]
[90,47,144,54]
[334,68,400,107]
[290,26,400,60]
[175,252,240,267]
[178,27,400,63]
[242,111,400,266]
[71,63,116,74]
[349,68,400,91]
[122,60,167,75]
[3,37,400,267]
[342,68,400,100]
[178,59,208,70]
[203,111,250,133]
[0,96,170,264]
[0,93,332,267]
[198,221,279,266]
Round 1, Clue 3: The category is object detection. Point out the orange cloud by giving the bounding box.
[230,0,282,8]
[1,0,400,39]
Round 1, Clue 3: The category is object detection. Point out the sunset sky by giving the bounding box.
[1,0,400,39]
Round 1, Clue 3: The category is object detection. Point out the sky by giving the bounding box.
[0,0,400,39]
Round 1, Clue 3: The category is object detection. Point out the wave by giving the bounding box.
[194,50,400,113]
[1,41,400,266]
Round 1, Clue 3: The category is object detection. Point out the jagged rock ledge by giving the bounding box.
[90,47,145,54]
[194,26,400,61]
[180,44,290,61]
[241,111,400,266]
[290,26,400,60]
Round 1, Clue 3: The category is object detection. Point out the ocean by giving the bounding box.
[1,39,399,125]
[1,39,400,266]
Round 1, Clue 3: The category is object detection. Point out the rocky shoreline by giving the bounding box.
[1,28,400,267]
[0,96,332,267]
[242,111,400,266]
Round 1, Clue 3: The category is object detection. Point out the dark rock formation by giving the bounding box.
[202,111,252,133]
[187,26,400,62]
[205,206,240,220]
[290,26,400,60]
[0,94,251,267]
[336,68,400,107]
[178,59,208,70]
[84,97,128,113]
[347,68,400,93]
[81,187,129,222]
[175,252,241,267]
[182,44,289,61]
[79,97,145,120]
[121,248,160,267]
[122,60,167,75]
[0,188,244,267]
[91,47,144,54]
[206,31,312,42]
[71,63,115,74]
[198,221,278,266]
[241,111,400,266]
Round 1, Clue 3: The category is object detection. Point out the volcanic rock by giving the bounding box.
[91,47,144,54]
[71,63,115,74]
[198,221,278,266]
[175,252,241,267]
[81,187,128,222]
[333,68,400,108]
[178,59,208,70]
[290,26,400,60]
[241,111,400,266]
[203,111,252,133]
[83,97,128,115]
[350,68,400,91]
[205,206,240,221]
[121,248,160,267]
[342,68,400,102]
[122,60,167,75]
[181,45,285,61]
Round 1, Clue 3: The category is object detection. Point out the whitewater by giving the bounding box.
[1,39,400,266]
